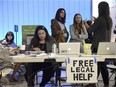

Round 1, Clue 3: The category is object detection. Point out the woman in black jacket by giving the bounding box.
[86,1,112,87]
[27,25,56,87]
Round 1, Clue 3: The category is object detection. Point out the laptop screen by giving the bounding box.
[97,42,116,55]
[59,42,80,55]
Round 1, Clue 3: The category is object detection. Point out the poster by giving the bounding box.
[66,57,97,83]
[22,25,37,45]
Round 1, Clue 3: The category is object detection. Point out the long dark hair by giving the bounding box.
[55,8,66,24]
[5,31,14,44]
[73,13,83,33]
[32,25,51,46]
[98,1,112,30]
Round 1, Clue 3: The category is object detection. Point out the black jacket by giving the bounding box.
[88,16,112,52]
[27,37,56,53]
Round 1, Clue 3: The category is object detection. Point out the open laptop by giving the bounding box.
[59,42,80,55]
[97,42,116,55]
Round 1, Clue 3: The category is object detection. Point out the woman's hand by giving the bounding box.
[33,47,41,51]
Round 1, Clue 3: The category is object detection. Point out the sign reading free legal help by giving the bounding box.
[66,57,97,83]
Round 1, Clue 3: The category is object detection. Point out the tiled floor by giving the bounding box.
[0,70,116,87]
[0,78,116,87]
[0,64,116,87]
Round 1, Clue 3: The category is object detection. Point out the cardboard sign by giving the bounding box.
[66,57,97,83]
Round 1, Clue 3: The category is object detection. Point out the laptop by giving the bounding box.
[97,42,116,55]
[59,42,80,55]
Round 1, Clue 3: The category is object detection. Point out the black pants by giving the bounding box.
[51,62,62,78]
[92,48,109,85]
[27,62,54,87]
[97,62,109,85]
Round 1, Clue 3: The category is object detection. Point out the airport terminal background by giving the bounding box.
[0,0,92,45]
[0,0,116,46]
[0,0,116,87]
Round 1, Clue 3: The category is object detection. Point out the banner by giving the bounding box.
[22,25,37,45]
[66,57,97,83]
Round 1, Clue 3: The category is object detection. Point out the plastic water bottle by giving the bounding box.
[52,43,56,54]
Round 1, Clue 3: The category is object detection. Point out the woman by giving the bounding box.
[70,13,88,53]
[51,8,69,81]
[3,31,26,82]
[1,31,17,48]
[86,1,112,87]
[27,25,56,87]
[51,8,69,44]
[0,31,23,82]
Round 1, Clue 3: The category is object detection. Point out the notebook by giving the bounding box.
[97,42,116,55]
[59,42,80,55]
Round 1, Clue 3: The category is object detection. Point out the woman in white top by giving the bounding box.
[70,13,88,53]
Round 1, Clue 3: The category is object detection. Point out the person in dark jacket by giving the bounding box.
[27,25,56,87]
[86,1,112,87]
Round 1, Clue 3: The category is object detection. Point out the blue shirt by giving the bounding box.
[10,42,17,48]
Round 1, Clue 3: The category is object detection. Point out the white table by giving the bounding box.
[11,54,116,63]
[80,54,116,62]
[11,54,116,86]
[11,54,72,87]
[11,54,70,63]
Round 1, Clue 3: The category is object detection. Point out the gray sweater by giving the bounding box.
[70,24,88,42]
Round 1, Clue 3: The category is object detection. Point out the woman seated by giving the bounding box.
[0,31,22,81]
[1,31,17,48]
[26,25,56,87]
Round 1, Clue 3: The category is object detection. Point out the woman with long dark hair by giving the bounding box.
[0,31,20,82]
[27,25,56,87]
[51,8,69,44]
[86,1,112,87]
[1,31,17,48]
[51,8,69,81]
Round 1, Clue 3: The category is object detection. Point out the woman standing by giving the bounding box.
[86,1,112,87]
[51,8,69,81]
[51,8,69,44]
[70,13,88,53]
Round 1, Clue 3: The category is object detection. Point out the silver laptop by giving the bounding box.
[97,42,116,55]
[59,42,80,55]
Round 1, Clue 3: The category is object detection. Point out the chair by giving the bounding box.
[33,59,57,86]
[107,61,116,86]
[34,59,67,87]
[58,63,85,87]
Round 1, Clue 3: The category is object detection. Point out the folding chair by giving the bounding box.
[107,62,116,86]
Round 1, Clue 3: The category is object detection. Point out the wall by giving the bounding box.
[0,0,92,45]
